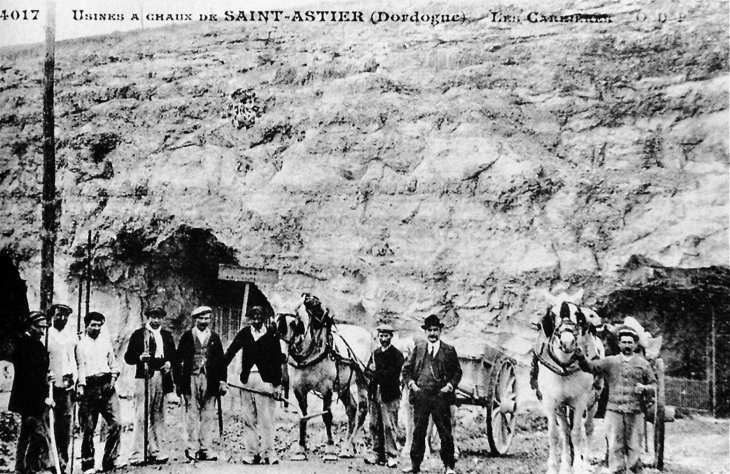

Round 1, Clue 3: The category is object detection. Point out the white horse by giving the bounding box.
[277,294,371,460]
[534,297,604,474]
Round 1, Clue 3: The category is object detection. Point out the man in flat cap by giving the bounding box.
[10,311,55,474]
[577,325,657,474]
[364,324,404,468]
[401,315,462,474]
[75,311,123,473]
[124,307,176,465]
[47,303,78,473]
[174,306,227,461]
[225,306,284,465]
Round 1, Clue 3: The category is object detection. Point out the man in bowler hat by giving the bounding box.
[401,315,461,474]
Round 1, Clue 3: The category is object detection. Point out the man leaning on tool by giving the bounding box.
[76,311,124,474]
[10,311,55,474]
[174,306,227,462]
[47,303,78,474]
[577,325,657,474]
[364,323,404,468]
[401,314,462,474]
[225,305,285,465]
[124,307,176,465]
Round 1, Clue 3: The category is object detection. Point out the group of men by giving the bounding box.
[10,299,655,474]
[10,304,285,474]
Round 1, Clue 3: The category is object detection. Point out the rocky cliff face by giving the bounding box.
[0,0,727,373]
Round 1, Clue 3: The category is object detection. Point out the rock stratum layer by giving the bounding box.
[1,0,728,366]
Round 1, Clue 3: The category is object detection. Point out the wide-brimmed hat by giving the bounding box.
[421,314,444,329]
[144,307,166,318]
[617,325,639,341]
[376,323,395,333]
[191,306,213,318]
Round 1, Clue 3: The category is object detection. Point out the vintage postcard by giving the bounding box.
[0,0,727,473]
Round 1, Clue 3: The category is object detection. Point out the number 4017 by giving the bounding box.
[0,10,40,20]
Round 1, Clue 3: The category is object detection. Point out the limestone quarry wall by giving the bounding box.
[0,0,728,389]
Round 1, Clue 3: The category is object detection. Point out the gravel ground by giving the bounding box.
[1,395,726,474]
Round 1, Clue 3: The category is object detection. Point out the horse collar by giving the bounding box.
[536,340,581,377]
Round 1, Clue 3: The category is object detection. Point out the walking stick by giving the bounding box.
[217,394,223,438]
[143,325,150,466]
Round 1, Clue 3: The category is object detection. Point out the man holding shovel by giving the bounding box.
[225,306,285,465]
[175,306,227,462]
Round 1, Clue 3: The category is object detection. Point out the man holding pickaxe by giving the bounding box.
[225,306,285,465]
[174,306,227,462]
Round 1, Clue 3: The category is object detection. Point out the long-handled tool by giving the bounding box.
[48,382,62,474]
[143,326,150,466]
[228,383,330,421]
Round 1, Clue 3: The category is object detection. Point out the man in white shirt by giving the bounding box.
[47,303,78,474]
[76,311,124,473]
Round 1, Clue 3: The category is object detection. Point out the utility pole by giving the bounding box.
[40,0,57,313]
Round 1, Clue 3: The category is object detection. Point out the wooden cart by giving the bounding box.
[453,345,519,455]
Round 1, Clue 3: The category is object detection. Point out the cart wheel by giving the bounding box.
[653,358,666,470]
[486,357,518,455]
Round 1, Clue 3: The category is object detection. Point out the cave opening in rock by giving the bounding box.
[597,257,730,417]
[96,225,273,341]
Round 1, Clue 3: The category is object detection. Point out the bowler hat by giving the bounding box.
[421,314,444,329]
[376,323,395,333]
[144,307,166,318]
[191,306,213,318]
[617,325,639,341]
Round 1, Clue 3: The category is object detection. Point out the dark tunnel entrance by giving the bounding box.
[90,225,274,341]
[597,256,730,417]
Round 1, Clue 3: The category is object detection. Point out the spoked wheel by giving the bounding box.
[486,357,518,455]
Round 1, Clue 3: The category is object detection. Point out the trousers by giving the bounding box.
[183,372,216,453]
[605,410,644,473]
[239,372,276,459]
[410,390,455,470]
[369,387,400,460]
[130,372,166,461]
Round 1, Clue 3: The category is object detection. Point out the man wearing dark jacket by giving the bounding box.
[225,306,284,465]
[365,324,404,468]
[174,306,227,461]
[401,315,462,474]
[9,311,54,474]
[124,307,176,465]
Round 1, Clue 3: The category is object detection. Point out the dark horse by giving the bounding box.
[277,294,371,460]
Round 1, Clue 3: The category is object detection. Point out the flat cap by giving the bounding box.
[376,324,395,333]
[617,325,639,341]
[144,307,167,318]
[191,306,213,318]
[27,311,48,327]
[49,304,73,315]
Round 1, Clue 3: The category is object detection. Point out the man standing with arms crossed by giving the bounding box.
[225,306,285,465]
[47,303,78,474]
[124,307,176,465]
[175,306,227,462]
[76,311,124,474]
[364,324,404,468]
[401,315,462,474]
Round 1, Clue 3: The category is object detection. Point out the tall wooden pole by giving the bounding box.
[40,0,57,314]
[711,306,717,416]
